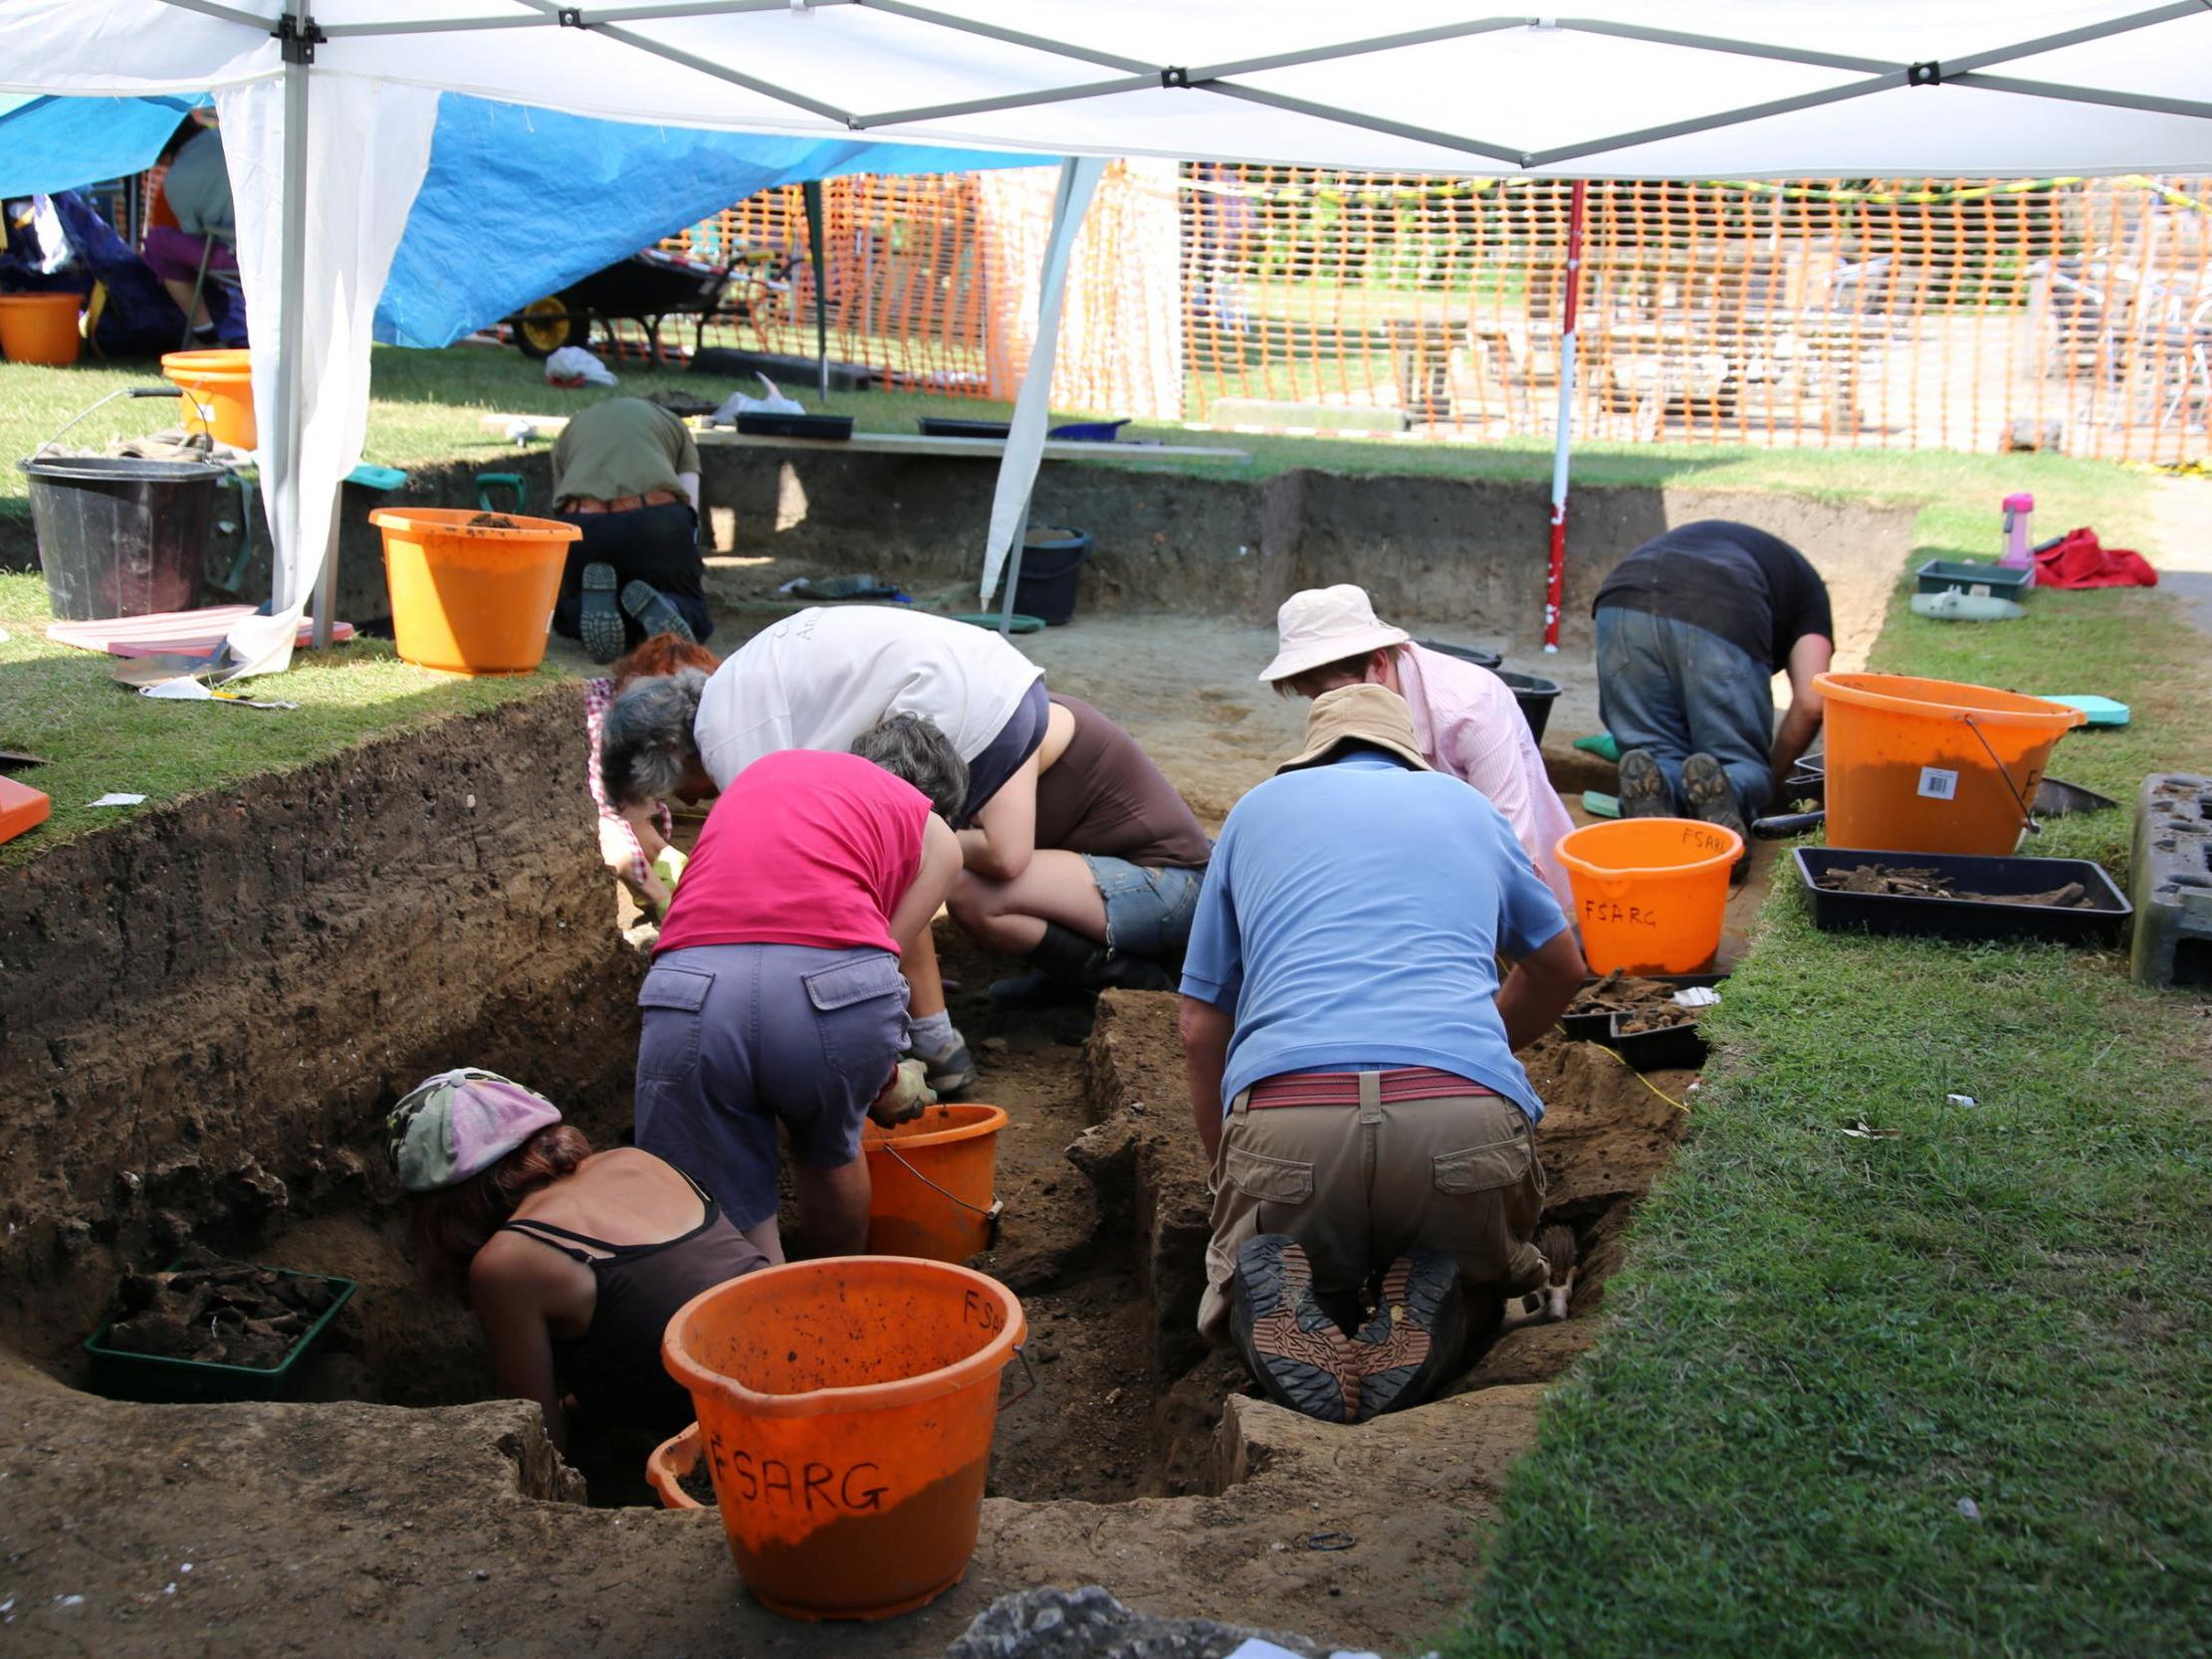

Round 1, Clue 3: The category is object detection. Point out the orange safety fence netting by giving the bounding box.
[658,167,2212,464]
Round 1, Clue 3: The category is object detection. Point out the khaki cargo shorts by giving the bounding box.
[1196,1078,1547,1348]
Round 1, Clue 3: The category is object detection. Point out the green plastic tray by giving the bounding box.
[1915,558,2032,599]
[84,1261,357,1403]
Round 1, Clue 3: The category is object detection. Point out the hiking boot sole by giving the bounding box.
[620,580,697,644]
[578,562,625,664]
[1679,752,1750,884]
[1232,1235,1356,1424]
[1616,748,1672,819]
[1351,1248,1466,1420]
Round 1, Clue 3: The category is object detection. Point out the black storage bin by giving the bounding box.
[1012,525,1092,626]
[21,454,227,620]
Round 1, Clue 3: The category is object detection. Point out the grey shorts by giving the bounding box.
[1081,856,1205,960]
[632,942,909,1230]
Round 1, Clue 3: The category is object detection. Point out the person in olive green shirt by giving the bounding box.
[551,398,714,662]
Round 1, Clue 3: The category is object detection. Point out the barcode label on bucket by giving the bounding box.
[1918,766,1960,801]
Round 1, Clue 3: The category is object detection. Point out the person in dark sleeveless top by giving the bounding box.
[386,1067,767,1450]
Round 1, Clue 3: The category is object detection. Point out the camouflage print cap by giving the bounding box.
[384,1068,561,1194]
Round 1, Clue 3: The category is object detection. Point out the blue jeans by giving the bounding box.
[1081,856,1205,960]
[1595,607,1776,819]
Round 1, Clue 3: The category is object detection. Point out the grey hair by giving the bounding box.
[852,712,970,821]
[600,668,708,807]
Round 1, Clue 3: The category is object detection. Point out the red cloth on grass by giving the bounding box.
[2035,527,2159,589]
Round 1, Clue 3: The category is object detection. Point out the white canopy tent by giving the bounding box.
[5,0,2211,670]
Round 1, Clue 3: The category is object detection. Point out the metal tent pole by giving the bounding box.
[1542,178,1587,656]
[802,178,828,401]
[266,8,332,648]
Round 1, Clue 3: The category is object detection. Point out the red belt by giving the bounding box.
[560,489,685,515]
[1245,1067,1492,1109]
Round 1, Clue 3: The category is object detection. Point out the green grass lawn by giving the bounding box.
[0,343,2176,874]
[0,572,553,867]
[1446,541,2212,1653]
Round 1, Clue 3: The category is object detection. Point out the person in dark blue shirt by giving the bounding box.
[1179,684,1584,1423]
[1592,518,1835,845]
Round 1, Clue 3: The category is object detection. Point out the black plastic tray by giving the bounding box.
[1795,847,2130,946]
[1561,972,1726,1051]
[918,417,1011,439]
[735,411,854,441]
[1606,1010,1709,1071]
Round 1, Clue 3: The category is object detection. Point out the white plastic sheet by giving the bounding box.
[213,75,436,675]
[981,155,1105,610]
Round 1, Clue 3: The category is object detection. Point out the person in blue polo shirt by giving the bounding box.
[1179,684,1584,1424]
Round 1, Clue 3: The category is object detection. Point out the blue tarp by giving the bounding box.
[0,91,1036,347]
[0,94,204,197]
[382,99,1030,348]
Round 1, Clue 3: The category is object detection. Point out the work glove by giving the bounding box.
[867,1058,936,1128]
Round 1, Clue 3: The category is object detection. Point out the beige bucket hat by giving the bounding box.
[1256,584,1410,684]
[1276,684,1432,775]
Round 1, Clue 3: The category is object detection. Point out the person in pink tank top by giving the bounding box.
[633,742,963,1264]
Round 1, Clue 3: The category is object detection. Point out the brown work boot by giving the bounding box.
[1230,1235,1359,1423]
[1347,1249,1466,1421]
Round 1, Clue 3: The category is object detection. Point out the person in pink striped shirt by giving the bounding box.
[1258,585,1578,914]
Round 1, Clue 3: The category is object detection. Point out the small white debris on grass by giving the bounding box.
[1947,1093,1978,1107]
[1957,1497,1983,1521]
[1671,986,1721,1008]
[89,793,146,807]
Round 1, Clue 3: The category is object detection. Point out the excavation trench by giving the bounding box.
[0,680,1705,1654]
[3,921,1689,1515]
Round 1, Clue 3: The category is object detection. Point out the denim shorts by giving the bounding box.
[1081,856,1206,959]
[632,941,909,1230]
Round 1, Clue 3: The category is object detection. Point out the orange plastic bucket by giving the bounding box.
[160,348,255,448]
[1816,672,2088,856]
[647,1422,707,1510]
[0,293,83,365]
[1555,817,1741,974]
[369,507,579,676]
[663,1256,1025,1621]
[861,1103,1006,1262]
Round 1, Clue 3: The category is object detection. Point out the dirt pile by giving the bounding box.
[100,1247,341,1369]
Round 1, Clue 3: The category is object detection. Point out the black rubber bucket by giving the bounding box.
[1013,525,1092,626]
[1497,669,1563,742]
[20,455,226,621]
[1416,638,1503,671]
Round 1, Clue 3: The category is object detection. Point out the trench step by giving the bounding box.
[2128,771,2212,989]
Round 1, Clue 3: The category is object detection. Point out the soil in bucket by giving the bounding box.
[662,1255,1023,1621]
[161,349,256,449]
[0,292,84,365]
[1815,672,2086,856]
[1555,817,1741,975]
[861,1103,1006,1262]
[369,507,580,676]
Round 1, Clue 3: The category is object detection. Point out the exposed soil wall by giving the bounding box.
[0,684,642,1371]
[209,448,1913,648]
